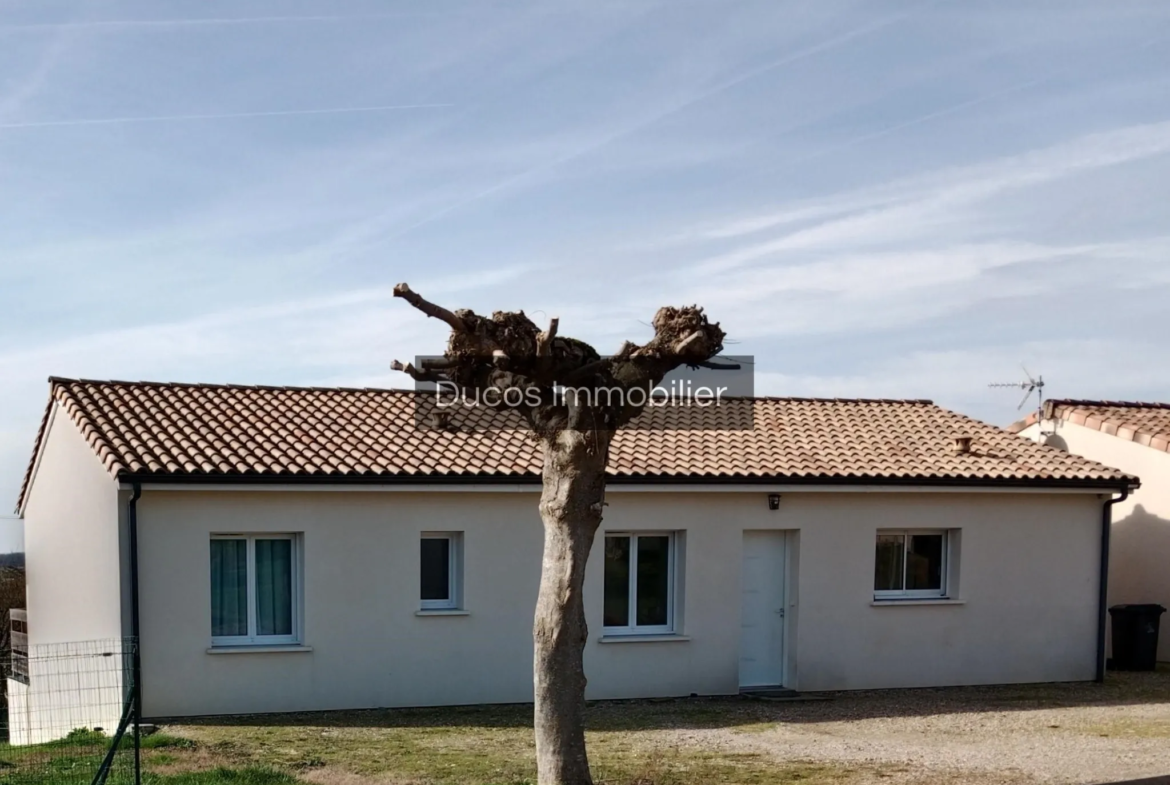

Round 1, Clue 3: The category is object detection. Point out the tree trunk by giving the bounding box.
[533,428,610,785]
[390,283,724,785]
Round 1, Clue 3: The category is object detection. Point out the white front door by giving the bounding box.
[740,531,787,688]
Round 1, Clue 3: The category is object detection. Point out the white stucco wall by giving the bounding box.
[21,405,123,645]
[135,486,1103,718]
[786,492,1100,690]
[9,411,126,744]
[1021,420,1170,661]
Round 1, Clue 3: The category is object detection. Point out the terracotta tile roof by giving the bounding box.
[1039,399,1170,453]
[16,379,1136,512]
[1005,413,1039,434]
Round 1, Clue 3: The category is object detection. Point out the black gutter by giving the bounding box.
[1097,487,1130,683]
[127,482,143,785]
[114,472,1139,493]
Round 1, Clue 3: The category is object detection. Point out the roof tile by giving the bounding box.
[1042,400,1170,455]
[14,379,1136,512]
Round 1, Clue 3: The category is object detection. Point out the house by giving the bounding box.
[9,378,1137,732]
[1014,399,1169,661]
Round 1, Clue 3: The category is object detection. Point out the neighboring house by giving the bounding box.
[9,378,1137,731]
[1014,399,1170,662]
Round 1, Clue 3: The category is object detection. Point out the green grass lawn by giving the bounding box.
[4,669,1167,785]
[0,701,861,785]
[0,729,292,785]
[163,700,859,785]
[0,709,843,785]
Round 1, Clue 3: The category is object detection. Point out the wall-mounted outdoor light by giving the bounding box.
[767,494,781,511]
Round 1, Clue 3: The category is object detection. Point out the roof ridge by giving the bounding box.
[746,396,934,404]
[918,401,1010,428]
[1048,398,1170,411]
[48,377,421,395]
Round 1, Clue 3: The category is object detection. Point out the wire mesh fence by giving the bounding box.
[1,629,139,785]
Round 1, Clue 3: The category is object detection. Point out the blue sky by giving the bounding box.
[2,0,1169,549]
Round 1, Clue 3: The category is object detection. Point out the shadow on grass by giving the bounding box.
[158,666,1170,732]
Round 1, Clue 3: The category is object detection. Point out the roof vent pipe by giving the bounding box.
[953,436,973,455]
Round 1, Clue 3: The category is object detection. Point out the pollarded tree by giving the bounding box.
[391,283,725,785]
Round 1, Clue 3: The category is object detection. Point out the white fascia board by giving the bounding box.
[17,402,59,518]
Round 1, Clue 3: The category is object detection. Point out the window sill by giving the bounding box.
[598,634,691,644]
[206,645,313,654]
[871,598,965,607]
[415,609,470,617]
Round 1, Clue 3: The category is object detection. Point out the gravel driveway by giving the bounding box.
[671,668,1170,784]
[160,667,1170,785]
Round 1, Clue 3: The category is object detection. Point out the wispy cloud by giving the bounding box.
[0,103,453,130]
[561,120,1170,360]
[0,264,532,384]
[641,238,1164,348]
[312,4,934,247]
[0,27,74,121]
[678,121,1170,275]
[0,13,459,32]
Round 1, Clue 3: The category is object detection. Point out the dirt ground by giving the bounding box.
[162,666,1170,785]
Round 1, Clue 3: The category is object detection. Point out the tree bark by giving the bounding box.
[533,428,610,785]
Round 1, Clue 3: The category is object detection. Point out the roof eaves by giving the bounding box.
[1044,400,1170,455]
[14,393,56,515]
[112,469,1138,492]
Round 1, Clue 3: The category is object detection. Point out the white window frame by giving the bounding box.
[420,532,462,610]
[210,534,301,647]
[603,531,676,636]
[874,529,949,600]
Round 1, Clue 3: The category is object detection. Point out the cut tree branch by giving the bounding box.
[536,317,559,376]
[671,330,704,355]
[692,359,741,371]
[393,283,467,333]
[390,359,450,385]
[536,318,559,357]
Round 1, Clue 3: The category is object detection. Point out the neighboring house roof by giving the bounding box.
[16,378,1137,512]
[1012,399,1170,453]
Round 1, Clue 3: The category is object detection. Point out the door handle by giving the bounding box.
[775,608,785,617]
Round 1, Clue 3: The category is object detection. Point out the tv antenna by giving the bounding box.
[989,366,1045,414]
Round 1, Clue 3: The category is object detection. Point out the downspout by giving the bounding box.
[1096,487,1129,683]
[127,482,143,785]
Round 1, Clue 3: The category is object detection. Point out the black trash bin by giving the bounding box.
[1109,604,1167,671]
